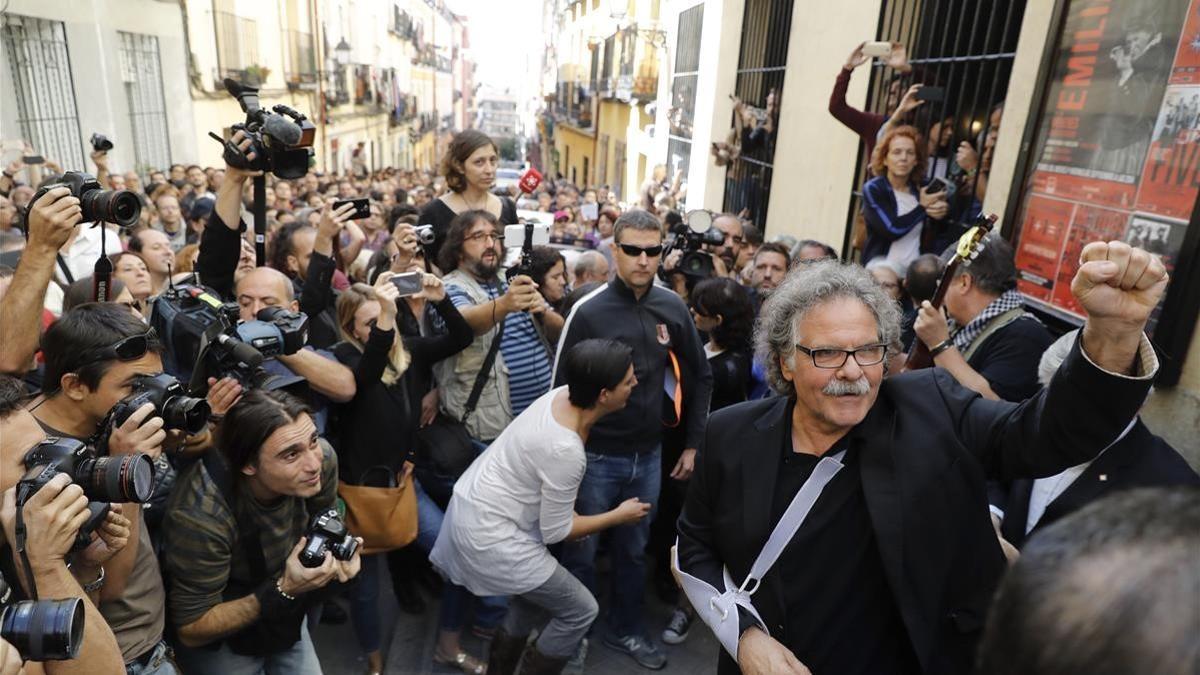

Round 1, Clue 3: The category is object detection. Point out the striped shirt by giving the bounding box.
[162,443,338,628]
[447,280,552,416]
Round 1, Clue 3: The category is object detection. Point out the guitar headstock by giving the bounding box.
[955,213,999,267]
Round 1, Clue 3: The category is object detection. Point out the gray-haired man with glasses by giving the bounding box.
[679,247,1167,675]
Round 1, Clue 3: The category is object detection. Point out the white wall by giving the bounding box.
[0,0,196,173]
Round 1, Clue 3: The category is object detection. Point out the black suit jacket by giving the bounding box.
[677,338,1152,675]
[997,418,1200,549]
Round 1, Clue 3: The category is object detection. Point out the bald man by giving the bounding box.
[574,250,611,286]
[235,266,355,408]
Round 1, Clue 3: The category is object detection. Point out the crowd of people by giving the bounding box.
[0,41,1196,675]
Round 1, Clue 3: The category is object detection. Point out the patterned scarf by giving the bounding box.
[950,289,1028,351]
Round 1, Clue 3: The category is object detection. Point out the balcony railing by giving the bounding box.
[213,11,258,84]
[286,29,316,87]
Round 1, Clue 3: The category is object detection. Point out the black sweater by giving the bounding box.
[418,197,517,264]
[331,297,472,484]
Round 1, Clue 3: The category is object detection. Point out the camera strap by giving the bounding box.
[201,451,267,582]
[93,225,113,302]
[55,254,75,285]
[13,482,39,600]
[461,317,504,426]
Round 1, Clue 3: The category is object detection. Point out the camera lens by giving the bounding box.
[80,189,141,227]
[161,395,211,434]
[77,454,154,503]
[333,535,360,562]
[0,598,84,660]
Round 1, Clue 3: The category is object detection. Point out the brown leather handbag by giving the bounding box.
[338,466,418,555]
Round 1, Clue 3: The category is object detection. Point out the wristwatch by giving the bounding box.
[930,339,955,358]
[81,566,106,593]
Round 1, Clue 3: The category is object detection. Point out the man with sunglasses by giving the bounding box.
[677,250,1165,675]
[28,303,180,674]
[551,209,712,670]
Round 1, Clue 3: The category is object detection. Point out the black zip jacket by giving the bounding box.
[553,275,712,455]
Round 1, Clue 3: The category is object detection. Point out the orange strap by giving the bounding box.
[664,349,682,428]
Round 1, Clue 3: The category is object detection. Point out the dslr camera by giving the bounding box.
[298,509,359,568]
[151,284,309,391]
[90,133,113,153]
[666,209,726,279]
[214,78,315,179]
[0,571,84,661]
[27,171,141,228]
[19,437,154,551]
[109,373,211,435]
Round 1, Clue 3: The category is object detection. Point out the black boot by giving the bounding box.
[487,629,527,675]
[518,646,569,675]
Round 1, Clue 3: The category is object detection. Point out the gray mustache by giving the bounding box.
[823,377,871,396]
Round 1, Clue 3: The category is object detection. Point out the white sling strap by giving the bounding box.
[672,449,847,661]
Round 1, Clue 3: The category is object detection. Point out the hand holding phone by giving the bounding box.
[914,86,945,103]
[862,41,893,58]
[390,271,424,298]
[332,198,371,220]
[22,154,45,166]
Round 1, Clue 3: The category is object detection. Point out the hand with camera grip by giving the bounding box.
[0,638,21,675]
[502,275,542,313]
[331,538,363,584]
[219,130,262,183]
[0,476,89,577]
[75,503,132,570]
[206,376,244,419]
[415,273,446,303]
[372,272,401,332]
[25,186,82,254]
[279,537,339,597]
[105,402,165,459]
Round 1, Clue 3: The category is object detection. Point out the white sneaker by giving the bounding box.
[661,608,693,645]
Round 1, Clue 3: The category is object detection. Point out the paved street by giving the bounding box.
[313,564,719,674]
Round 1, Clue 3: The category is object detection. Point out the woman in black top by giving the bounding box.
[333,272,472,675]
[689,277,754,412]
[419,129,518,262]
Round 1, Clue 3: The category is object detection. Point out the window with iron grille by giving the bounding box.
[2,14,84,170]
[118,32,172,178]
[667,4,703,183]
[721,0,792,231]
[841,0,1027,258]
[213,2,259,84]
[287,30,316,84]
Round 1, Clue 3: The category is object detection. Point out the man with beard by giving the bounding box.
[677,243,1167,675]
[749,243,791,298]
[708,213,745,279]
[434,209,553,447]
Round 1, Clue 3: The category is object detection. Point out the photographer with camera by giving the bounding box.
[162,389,360,674]
[0,374,129,674]
[194,130,261,301]
[0,187,81,375]
[27,304,181,673]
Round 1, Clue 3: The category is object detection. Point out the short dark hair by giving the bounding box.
[905,253,943,304]
[742,223,764,247]
[41,303,162,393]
[440,130,497,193]
[753,242,791,268]
[269,222,314,276]
[978,488,1200,675]
[560,281,603,318]
[528,246,565,289]
[690,277,754,352]
[388,204,419,233]
[0,374,29,419]
[563,339,634,409]
[951,234,1016,296]
[127,229,149,254]
[795,239,838,260]
[613,209,662,244]
[438,209,498,273]
[217,388,314,472]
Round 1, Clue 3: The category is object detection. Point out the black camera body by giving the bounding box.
[28,171,141,228]
[668,210,726,279]
[110,373,211,435]
[90,133,113,153]
[298,509,359,568]
[219,79,315,179]
[19,437,154,550]
[151,284,309,392]
[0,572,84,661]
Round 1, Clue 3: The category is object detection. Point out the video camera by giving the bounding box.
[150,284,309,392]
[212,78,315,180]
[666,209,725,279]
[0,571,84,661]
[27,171,141,228]
[18,437,154,551]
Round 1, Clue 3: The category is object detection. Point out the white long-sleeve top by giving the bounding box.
[430,387,585,596]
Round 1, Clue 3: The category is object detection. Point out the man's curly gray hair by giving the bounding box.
[754,260,903,395]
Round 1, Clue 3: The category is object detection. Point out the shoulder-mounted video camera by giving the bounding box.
[212,78,315,180]
[666,209,725,279]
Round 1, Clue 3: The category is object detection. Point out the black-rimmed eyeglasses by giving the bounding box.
[795,343,887,369]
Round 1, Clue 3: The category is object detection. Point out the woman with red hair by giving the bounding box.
[860,125,949,266]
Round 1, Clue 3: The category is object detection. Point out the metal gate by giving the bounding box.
[721,0,794,231]
[666,3,703,184]
[842,0,1027,257]
[2,14,84,171]
[119,32,172,178]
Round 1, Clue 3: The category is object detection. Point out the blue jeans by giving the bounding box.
[125,641,179,675]
[349,554,385,653]
[561,448,661,639]
[173,618,321,675]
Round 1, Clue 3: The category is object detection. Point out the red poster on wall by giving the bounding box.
[1014,196,1074,301]
[1169,4,1200,84]
[1048,206,1131,315]
[1135,85,1200,219]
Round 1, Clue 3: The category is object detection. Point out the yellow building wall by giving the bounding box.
[554,124,596,186]
[596,100,631,190]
